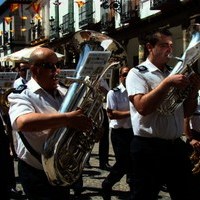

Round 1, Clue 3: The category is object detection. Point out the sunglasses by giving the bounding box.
[20,68,28,72]
[36,63,60,70]
[120,73,128,77]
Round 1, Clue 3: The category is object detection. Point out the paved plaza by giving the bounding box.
[14,141,171,200]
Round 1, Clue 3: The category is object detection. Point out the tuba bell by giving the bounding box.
[157,24,200,115]
[42,30,127,186]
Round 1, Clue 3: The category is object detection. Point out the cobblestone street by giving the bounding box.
[79,143,171,200]
[14,142,171,200]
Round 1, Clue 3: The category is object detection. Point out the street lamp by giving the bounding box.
[49,16,55,30]
[49,0,61,39]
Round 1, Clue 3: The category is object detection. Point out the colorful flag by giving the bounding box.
[10,3,19,12]
[32,2,41,13]
[75,0,85,8]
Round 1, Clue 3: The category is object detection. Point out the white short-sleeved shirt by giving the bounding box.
[106,83,132,129]
[126,59,184,140]
[13,77,27,89]
[8,78,67,169]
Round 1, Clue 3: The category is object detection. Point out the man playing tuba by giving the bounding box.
[8,47,92,200]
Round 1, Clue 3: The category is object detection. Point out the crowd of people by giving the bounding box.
[0,27,200,200]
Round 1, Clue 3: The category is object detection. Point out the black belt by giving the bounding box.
[112,128,133,135]
[134,135,180,145]
[193,113,200,116]
[112,128,132,130]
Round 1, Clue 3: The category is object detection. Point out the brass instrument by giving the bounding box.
[190,150,200,175]
[157,24,200,115]
[42,30,127,186]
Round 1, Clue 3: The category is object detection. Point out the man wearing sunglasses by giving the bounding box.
[8,47,92,200]
[102,66,133,200]
[13,62,29,89]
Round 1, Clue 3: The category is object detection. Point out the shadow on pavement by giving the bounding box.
[69,186,130,200]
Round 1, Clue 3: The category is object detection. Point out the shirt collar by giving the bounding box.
[144,59,159,72]
[144,58,169,74]
[118,83,126,92]
[27,77,67,97]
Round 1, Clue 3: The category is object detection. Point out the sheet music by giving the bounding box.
[79,51,111,77]
[0,72,18,89]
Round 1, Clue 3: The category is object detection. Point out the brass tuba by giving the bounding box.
[42,30,127,186]
[157,24,200,115]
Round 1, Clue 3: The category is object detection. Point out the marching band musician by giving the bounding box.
[8,47,92,200]
[102,66,133,200]
[126,28,200,200]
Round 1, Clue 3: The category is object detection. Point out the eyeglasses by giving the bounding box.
[120,73,128,77]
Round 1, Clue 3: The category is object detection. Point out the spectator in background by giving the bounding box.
[13,62,29,88]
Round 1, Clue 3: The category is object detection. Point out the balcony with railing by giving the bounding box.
[30,19,45,45]
[121,0,139,24]
[79,0,95,28]
[61,13,75,35]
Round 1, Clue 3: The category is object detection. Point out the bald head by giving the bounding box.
[28,47,60,93]
[30,47,58,64]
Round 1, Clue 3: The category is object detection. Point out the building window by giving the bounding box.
[79,0,94,28]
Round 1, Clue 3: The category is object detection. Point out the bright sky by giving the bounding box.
[0,0,5,6]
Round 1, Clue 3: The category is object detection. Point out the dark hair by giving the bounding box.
[145,28,172,47]
[119,66,130,75]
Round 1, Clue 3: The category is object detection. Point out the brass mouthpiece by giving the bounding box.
[168,54,183,62]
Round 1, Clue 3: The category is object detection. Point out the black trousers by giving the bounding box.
[18,159,70,200]
[99,109,110,166]
[130,136,196,200]
[0,131,10,200]
[105,128,133,186]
